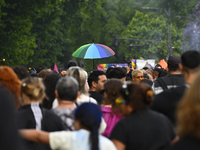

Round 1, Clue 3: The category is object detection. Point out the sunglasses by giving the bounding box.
[135,76,144,79]
[115,98,126,106]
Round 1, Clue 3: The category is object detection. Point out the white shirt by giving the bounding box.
[49,129,117,150]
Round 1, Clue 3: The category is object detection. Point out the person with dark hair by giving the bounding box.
[36,65,47,74]
[106,67,114,79]
[155,64,162,69]
[140,79,153,88]
[19,103,117,150]
[153,56,184,95]
[142,67,149,70]
[151,50,200,126]
[43,73,61,109]
[107,67,127,82]
[12,66,30,80]
[158,68,168,78]
[88,70,107,105]
[67,61,77,69]
[52,76,79,131]
[152,68,161,79]
[110,82,178,150]
[101,79,124,138]
[16,77,65,150]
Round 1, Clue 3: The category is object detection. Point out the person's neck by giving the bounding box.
[184,73,197,84]
[89,87,97,92]
[168,70,182,75]
[57,100,76,108]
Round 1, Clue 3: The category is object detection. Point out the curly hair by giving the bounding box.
[102,79,123,116]
[0,66,21,109]
[176,72,200,138]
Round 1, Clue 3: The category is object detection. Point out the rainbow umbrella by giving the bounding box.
[72,43,115,69]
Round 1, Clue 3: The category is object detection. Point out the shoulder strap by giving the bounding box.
[157,78,168,90]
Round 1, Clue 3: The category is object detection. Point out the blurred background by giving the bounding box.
[0,0,199,71]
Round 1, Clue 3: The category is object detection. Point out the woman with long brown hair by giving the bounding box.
[101,79,124,138]
[170,71,200,150]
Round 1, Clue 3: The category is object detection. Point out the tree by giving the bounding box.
[118,10,182,62]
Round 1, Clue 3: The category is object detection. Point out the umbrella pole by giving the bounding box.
[93,59,94,70]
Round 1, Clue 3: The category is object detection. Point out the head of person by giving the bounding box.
[20,77,45,105]
[38,69,53,80]
[167,56,181,73]
[152,68,161,79]
[176,71,200,139]
[155,64,162,69]
[102,79,123,116]
[36,65,47,74]
[67,61,77,69]
[142,67,149,70]
[140,79,153,88]
[12,66,30,80]
[116,82,153,116]
[0,66,21,109]
[66,66,88,95]
[132,69,144,82]
[88,70,107,93]
[158,68,168,78]
[74,102,102,150]
[106,67,127,82]
[179,50,200,76]
[55,76,79,101]
[43,73,61,109]
[146,68,153,77]
[106,67,113,79]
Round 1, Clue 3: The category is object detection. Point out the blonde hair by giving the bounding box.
[66,66,88,95]
[21,77,45,101]
[132,69,143,78]
[176,71,200,138]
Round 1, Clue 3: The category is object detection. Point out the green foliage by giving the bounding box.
[0,0,198,71]
[119,10,182,62]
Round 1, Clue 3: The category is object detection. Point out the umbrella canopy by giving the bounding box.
[72,43,115,59]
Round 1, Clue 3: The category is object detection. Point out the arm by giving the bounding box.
[112,139,126,150]
[19,129,49,144]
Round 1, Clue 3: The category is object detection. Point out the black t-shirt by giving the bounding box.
[89,91,104,105]
[0,86,25,150]
[110,109,176,150]
[169,137,200,150]
[17,104,65,150]
[151,85,187,126]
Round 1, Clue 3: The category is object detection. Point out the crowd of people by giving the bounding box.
[0,50,200,150]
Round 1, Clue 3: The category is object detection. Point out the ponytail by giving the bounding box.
[90,127,99,150]
[75,103,101,150]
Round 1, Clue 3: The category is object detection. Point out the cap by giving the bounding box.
[167,56,181,66]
